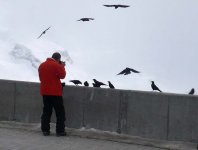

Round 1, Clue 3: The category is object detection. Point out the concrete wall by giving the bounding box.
[0,79,198,142]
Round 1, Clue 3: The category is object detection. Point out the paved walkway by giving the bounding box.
[0,121,196,150]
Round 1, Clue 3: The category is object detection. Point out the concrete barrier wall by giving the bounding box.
[0,79,198,142]
[168,96,198,142]
[15,81,42,123]
[121,91,169,140]
[0,80,15,121]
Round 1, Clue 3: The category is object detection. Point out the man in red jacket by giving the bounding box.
[38,52,66,136]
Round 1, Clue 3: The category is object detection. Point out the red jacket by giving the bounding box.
[38,58,66,96]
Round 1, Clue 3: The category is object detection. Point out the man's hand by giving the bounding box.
[59,61,66,66]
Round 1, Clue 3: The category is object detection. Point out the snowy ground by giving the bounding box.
[0,121,196,150]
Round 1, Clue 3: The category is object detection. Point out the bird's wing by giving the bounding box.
[103,5,114,7]
[93,79,97,83]
[45,26,51,31]
[117,69,126,75]
[94,79,106,85]
[154,84,162,92]
[118,5,130,8]
[100,82,107,85]
[77,18,89,21]
[37,33,43,39]
[88,18,94,20]
[129,68,140,73]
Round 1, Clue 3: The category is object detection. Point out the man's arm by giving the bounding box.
[57,64,66,79]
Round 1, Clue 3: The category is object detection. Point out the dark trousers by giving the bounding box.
[41,95,66,133]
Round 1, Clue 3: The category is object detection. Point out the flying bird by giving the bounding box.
[84,81,89,87]
[108,81,115,89]
[151,81,162,92]
[103,4,130,9]
[77,18,94,21]
[93,79,107,87]
[37,26,51,39]
[189,88,195,95]
[117,67,140,75]
[69,80,82,86]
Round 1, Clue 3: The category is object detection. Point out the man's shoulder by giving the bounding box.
[46,58,56,62]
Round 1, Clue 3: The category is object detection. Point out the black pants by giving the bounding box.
[41,95,66,133]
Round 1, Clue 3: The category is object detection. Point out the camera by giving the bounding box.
[59,60,65,64]
[59,60,66,66]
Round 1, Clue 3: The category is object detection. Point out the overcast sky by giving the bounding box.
[0,0,198,94]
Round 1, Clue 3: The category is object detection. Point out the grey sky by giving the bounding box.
[0,0,198,94]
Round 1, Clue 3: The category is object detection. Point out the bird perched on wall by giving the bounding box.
[117,67,140,75]
[108,81,115,89]
[151,81,162,92]
[84,81,89,87]
[92,83,101,88]
[69,80,82,86]
[103,4,130,9]
[189,88,195,95]
[77,18,94,21]
[37,26,51,39]
[93,79,107,87]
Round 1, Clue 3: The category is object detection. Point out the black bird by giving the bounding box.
[151,81,162,92]
[93,79,107,87]
[117,67,140,75]
[77,18,94,21]
[189,88,195,95]
[69,80,82,86]
[92,83,101,88]
[103,4,130,9]
[84,81,89,87]
[37,26,51,39]
[108,81,115,89]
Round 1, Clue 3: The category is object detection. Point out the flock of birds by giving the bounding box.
[37,4,130,39]
[69,67,138,89]
[68,67,195,95]
[36,3,195,95]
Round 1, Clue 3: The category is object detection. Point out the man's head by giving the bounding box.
[52,52,61,61]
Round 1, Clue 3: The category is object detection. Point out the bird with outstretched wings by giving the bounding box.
[117,67,140,75]
[77,18,94,21]
[103,4,130,9]
[37,27,51,39]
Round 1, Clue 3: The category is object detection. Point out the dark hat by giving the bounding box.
[52,52,61,60]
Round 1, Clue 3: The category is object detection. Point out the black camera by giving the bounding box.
[59,60,65,64]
